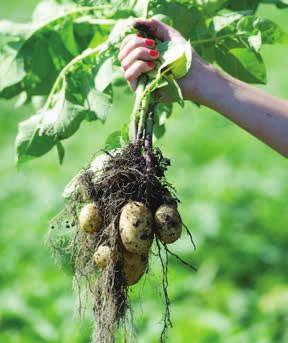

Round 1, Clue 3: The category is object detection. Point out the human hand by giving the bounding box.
[118,18,212,102]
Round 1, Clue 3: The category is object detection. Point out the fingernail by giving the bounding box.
[149,49,159,58]
[147,61,155,68]
[145,39,155,47]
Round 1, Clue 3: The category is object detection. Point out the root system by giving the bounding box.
[48,143,196,343]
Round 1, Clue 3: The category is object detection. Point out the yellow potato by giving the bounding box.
[155,204,182,244]
[94,245,112,269]
[119,202,153,254]
[121,250,148,286]
[79,203,103,233]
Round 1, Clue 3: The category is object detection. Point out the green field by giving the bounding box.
[0,1,288,342]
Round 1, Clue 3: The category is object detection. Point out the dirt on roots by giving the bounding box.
[48,143,196,343]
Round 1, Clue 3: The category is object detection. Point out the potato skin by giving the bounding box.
[119,202,153,254]
[79,203,103,233]
[94,246,112,269]
[121,250,148,286]
[155,205,182,244]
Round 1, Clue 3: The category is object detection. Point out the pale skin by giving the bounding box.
[118,19,288,158]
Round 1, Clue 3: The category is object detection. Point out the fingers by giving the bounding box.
[125,61,155,90]
[119,34,155,62]
[121,46,159,71]
[119,18,187,92]
[120,33,141,50]
[119,34,158,90]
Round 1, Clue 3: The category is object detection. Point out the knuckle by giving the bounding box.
[122,60,129,71]
[137,60,146,69]
[124,70,133,82]
[130,35,139,47]
[150,18,159,24]
[118,49,126,62]
[134,47,145,58]
[135,61,147,74]
[121,34,133,49]
[125,34,134,43]
[150,18,160,27]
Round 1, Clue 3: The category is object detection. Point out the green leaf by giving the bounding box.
[255,18,288,45]
[0,43,25,93]
[16,79,87,164]
[237,16,288,45]
[152,14,173,26]
[0,21,28,94]
[248,31,262,52]
[278,0,288,5]
[104,123,130,151]
[0,20,30,44]
[74,17,114,48]
[0,3,116,100]
[95,57,113,92]
[200,0,229,14]
[107,18,134,45]
[31,0,74,24]
[60,20,80,56]
[48,31,74,70]
[228,0,260,12]
[121,123,130,144]
[86,87,113,122]
[212,13,244,32]
[157,40,192,79]
[134,0,150,17]
[105,131,122,150]
[216,46,267,84]
[16,114,56,164]
[151,2,202,39]
[154,103,173,139]
[30,34,54,80]
[56,141,65,165]
[163,75,184,107]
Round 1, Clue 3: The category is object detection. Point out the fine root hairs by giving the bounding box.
[47,144,197,342]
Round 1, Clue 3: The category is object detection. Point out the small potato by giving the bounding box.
[119,202,153,254]
[155,204,182,244]
[94,245,112,269]
[121,250,148,286]
[79,203,103,233]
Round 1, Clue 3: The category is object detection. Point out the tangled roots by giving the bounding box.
[48,144,196,343]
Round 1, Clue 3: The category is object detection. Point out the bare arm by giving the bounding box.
[119,19,288,157]
[186,60,288,157]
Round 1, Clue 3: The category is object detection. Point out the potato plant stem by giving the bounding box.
[144,104,156,172]
[130,76,147,142]
[136,94,150,143]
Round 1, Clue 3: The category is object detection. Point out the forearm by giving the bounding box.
[183,60,288,157]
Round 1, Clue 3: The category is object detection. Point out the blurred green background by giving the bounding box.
[1,1,288,342]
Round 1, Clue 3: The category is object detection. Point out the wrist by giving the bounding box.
[178,53,223,106]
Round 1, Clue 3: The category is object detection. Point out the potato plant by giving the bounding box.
[1,0,288,342]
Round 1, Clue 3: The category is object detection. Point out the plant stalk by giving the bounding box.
[144,104,156,172]
[136,93,150,143]
[130,76,147,143]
